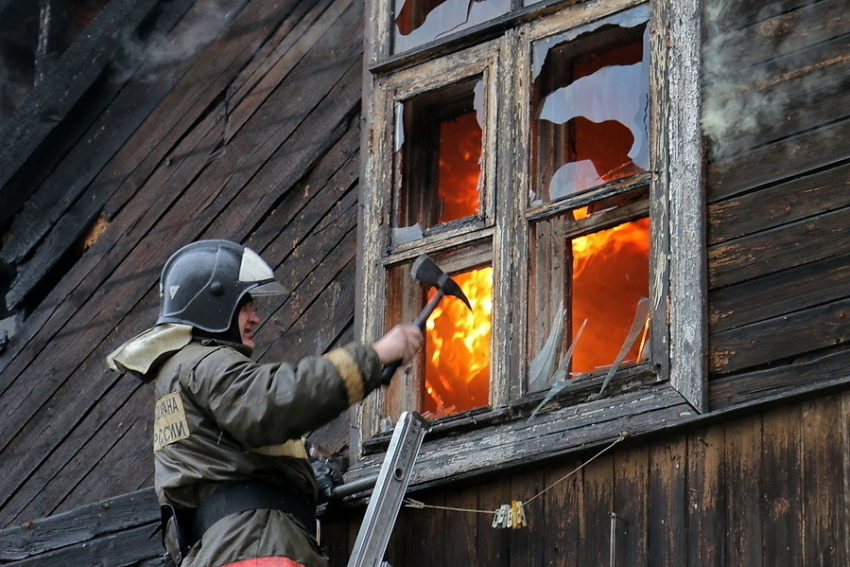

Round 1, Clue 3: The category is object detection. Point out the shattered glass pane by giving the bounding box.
[393,0,511,53]
[531,8,650,204]
[395,77,483,239]
[528,215,650,382]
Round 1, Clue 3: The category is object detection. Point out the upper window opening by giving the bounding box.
[394,76,484,244]
[393,0,510,54]
[531,13,649,204]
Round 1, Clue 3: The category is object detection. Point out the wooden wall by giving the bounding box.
[703,0,850,407]
[0,0,365,529]
[323,390,850,567]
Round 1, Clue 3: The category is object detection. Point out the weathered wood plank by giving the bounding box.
[647,435,687,567]
[509,468,544,566]
[724,415,763,567]
[613,444,649,567]
[762,405,803,567]
[0,488,157,561]
[2,522,162,567]
[576,455,613,567]
[444,482,479,566]
[710,297,850,374]
[708,205,850,290]
[224,0,354,143]
[0,375,147,525]
[686,426,725,567]
[707,162,850,246]
[346,383,693,495]
[710,348,850,409]
[706,0,835,32]
[1,0,236,267]
[476,476,512,566]
[707,117,850,204]
[802,395,846,565]
[714,0,847,69]
[709,252,850,334]
[0,0,172,223]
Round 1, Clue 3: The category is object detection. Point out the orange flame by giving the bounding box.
[571,217,650,373]
[437,111,481,223]
[424,267,492,416]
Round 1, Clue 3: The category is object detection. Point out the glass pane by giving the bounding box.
[424,265,492,416]
[530,10,650,204]
[527,215,650,390]
[393,0,511,54]
[394,77,484,243]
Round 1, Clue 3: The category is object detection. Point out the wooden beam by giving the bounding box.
[0,0,167,226]
[0,488,158,562]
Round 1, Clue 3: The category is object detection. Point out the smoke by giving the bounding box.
[111,0,236,85]
[701,0,843,163]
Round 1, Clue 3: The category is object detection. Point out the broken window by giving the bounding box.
[528,209,650,391]
[394,76,484,244]
[531,8,649,204]
[393,0,510,54]
[361,0,706,451]
[385,248,492,420]
[525,6,652,392]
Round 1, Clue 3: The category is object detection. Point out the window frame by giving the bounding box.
[355,0,705,472]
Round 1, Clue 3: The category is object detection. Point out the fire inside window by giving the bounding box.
[424,266,491,415]
[531,19,649,202]
[528,14,651,387]
[395,76,483,236]
[392,77,492,417]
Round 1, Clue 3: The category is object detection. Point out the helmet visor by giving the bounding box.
[251,280,288,296]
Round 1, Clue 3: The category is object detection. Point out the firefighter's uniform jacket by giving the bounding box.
[144,333,381,567]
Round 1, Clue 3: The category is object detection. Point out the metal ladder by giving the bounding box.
[346,411,429,567]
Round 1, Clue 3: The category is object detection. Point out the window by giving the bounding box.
[358,0,705,464]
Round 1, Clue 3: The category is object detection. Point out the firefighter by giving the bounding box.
[106,239,422,567]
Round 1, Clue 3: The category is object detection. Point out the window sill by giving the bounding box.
[346,368,687,497]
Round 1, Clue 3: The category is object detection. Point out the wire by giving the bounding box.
[403,431,628,515]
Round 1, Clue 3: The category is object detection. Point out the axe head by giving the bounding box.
[410,255,472,311]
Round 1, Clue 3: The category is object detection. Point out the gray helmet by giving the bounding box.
[157,239,286,333]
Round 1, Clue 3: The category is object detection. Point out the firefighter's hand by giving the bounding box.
[311,459,344,503]
[373,324,423,367]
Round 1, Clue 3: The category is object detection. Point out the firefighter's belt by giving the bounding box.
[188,480,315,546]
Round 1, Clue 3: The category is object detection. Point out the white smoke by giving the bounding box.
[111,0,237,85]
[701,0,842,163]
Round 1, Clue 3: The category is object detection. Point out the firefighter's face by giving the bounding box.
[238,302,261,348]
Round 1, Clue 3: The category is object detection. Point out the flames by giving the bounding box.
[423,266,492,416]
[437,111,482,223]
[570,217,650,373]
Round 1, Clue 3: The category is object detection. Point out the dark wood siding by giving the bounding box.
[704,0,850,406]
[322,391,849,567]
[0,0,364,528]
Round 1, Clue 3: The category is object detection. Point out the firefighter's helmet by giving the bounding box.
[157,240,286,333]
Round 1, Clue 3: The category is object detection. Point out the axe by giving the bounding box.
[380,254,473,384]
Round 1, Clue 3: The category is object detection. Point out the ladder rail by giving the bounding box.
[346,412,429,567]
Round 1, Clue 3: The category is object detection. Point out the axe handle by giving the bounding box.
[379,289,445,385]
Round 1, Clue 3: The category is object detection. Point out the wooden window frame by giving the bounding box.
[354,0,704,481]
